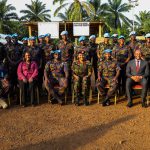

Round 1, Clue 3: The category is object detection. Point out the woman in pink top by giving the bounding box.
[17,51,38,107]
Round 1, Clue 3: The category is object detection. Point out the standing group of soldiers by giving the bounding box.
[0,30,150,108]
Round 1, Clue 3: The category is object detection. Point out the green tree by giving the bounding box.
[20,0,51,22]
[105,0,132,29]
[53,0,95,21]
[0,0,18,33]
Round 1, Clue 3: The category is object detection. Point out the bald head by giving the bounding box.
[134,49,142,60]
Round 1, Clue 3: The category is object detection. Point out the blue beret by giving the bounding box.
[103,49,112,53]
[51,50,61,54]
[145,33,150,38]
[22,37,28,41]
[60,31,68,35]
[38,35,45,39]
[118,35,125,40]
[5,34,12,38]
[28,36,36,40]
[89,35,96,40]
[79,36,86,42]
[11,33,18,38]
[129,31,136,36]
[104,33,110,38]
[44,33,51,37]
[111,34,118,38]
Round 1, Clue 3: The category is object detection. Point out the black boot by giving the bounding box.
[83,96,89,106]
[75,95,80,106]
[102,99,110,107]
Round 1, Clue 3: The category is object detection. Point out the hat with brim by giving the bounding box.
[118,35,125,40]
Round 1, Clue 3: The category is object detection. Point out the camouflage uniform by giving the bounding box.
[88,42,98,80]
[127,40,142,57]
[5,42,23,91]
[45,59,68,101]
[97,58,120,98]
[140,43,150,63]
[74,45,90,61]
[58,39,74,94]
[112,44,132,94]
[97,42,113,61]
[72,60,92,103]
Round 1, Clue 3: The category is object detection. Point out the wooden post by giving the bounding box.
[28,25,32,37]
[99,24,103,37]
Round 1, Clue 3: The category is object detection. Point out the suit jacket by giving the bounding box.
[126,59,149,78]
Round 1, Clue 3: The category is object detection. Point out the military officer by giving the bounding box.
[44,50,68,105]
[111,34,118,47]
[72,51,92,106]
[97,49,120,106]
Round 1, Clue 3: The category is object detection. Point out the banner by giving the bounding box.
[73,22,90,36]
[38,22,59,39]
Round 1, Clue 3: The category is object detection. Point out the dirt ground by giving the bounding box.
[0,94,150,150]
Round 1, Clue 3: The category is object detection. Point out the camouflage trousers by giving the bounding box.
[45,77,67,96]
[96,77,118,99]
[73,77,90,98]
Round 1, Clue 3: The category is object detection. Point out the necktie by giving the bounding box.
[136,60,140,72]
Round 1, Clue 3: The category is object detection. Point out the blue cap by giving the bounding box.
[38,35,45,39]
[22,37,28,41]
[104,33,110,38]
[60,30,68,36]
[103,49,112,53]
[89,35,96,40]
[28,36,36,40]
[5,34,12,38]
[129,31,136,36]
[118,35,125,40]
[111,34,118,38]
[145,33,150,38]
[79,36,86,42]
[44,33,51,37]
[11,33,18,38]
[51,50,61,54]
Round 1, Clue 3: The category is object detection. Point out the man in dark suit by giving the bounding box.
[126,49,149,108]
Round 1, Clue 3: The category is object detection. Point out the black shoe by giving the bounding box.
[102,99,110,107]
[106,100,110,106]
[142,102,147,108]
[84,101,89,106]
[127,102,133,108]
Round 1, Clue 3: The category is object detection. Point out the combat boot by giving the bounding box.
[75,95,80,106]
[83,96,89,106]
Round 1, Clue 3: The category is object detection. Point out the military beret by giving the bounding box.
[11,33,18,38]
[129,31,136,36]
[44,33,51,37]
[38,35,45,39]
[111,34,118,38]
[60,31,68,35]
[103,49,112,53]
[145,33,150,38]
[51,50,61,54]
[104,33,110,38]
[89,35,96,40]
[22,37,28,41]
[118,35,125,40]
[28,36,36,40]
[78,36,86,42]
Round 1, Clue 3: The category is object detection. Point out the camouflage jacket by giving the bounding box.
[98,58,120,78]
[72,60,92,77]
[112,44,132,66]
[97,42,113,60]
[58,40,74,62]
[74,45,90,61]
[88,42,98,59]
[140,43,150,62]
[45,60,68,79]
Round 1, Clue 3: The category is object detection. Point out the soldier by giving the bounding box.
[97,49,120,106]
[112,35,132,94]
[5,34,12,46]
[72,51,92,106]
[58,31,74,94]
[111,34,118,47]
[43,33,56,64]
[38,35,45,50]
[22,37,28,47]
[74,36,90,61]
[97,33,113,61]
[141,33,150,64]
[88,35,98,80]
[127,31,142,57]
[5,33,23,98]
[44,50,68,105]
